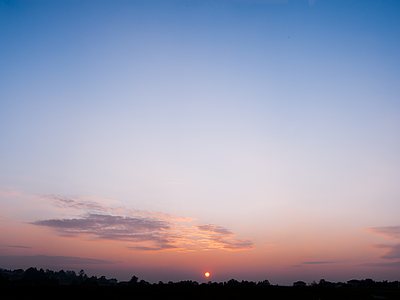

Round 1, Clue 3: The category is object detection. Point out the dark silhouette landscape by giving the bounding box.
[1,267,399,299]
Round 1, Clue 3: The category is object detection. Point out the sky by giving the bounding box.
[1,0,400,285]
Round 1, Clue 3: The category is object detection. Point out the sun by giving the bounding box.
[204,272,210,278]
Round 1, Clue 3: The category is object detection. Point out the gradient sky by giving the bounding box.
[1,0,400,285]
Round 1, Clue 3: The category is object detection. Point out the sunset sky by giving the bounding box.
[1,0,400,285]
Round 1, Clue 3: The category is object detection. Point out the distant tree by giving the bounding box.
[129,275,138,285]
[81,276,98,286]
[177,280,198,285]
[79,269,86,279]
[257,279,270,286]
[66,270,77,279]
[98,276,108,285]
[138,279,150,286]
[241,280,256,286]
[293,281,306,287]
[226,279,239,286]
[23,267,58,285]
[347,279,360,287]
[24,267,45,280]
[318,279,334,287]
[364,278,375,287]
[310,280,317,287]
[58,269,67,280]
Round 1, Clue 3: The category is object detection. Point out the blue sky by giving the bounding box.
[1,0,400,284]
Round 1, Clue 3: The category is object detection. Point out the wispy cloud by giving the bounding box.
[0,190,21,196]
[31,213,178,250]
[365,225,400,267]
[302,261,335,265]
[39,194,196,222]
[367,226,400,240]
[194,224,254,251]
[285,261,336,268]
[197,224,234,236]
[0,255,115,266]
[39,194,110,213]
[359,261,400,268]
[8,245,33,249]
[370,244,400,260]
[380,244,400,260]
[210,237,254,250]
[366,226,400,259]
[128,244,178,252]
[30,193,254,252]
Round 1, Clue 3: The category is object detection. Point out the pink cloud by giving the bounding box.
[31,213,178,250]
[194,224,254,251]
[371,244,400,260]
[365,225,400,267]
[39,194,108,212]
[210,237,254,251]
[197,224,234,235]
[0,255,115,266]
[367,226,400,240]
[29,193,254,252]
[0,190,21,196]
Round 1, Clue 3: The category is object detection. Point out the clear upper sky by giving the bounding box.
[1,0,400,284]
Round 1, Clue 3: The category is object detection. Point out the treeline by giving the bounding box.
[0,267,117,286]
[0,268,271,287]
[1,267,399,288]
[294,278,400,288]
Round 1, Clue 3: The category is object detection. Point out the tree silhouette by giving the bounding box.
[128,275,138,285]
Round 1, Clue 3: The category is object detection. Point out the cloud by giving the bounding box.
[30,193,254,252]
[367,226,400,240]
[359,261,400,268]
[211,237,254,251]
[285,265,302,268]
[285,261,335,268]
[365,225,400,267]
[381,244,400,260]
[197,224,234,235]
[39,194,196,222]
[371,244,400,260]
[32,214,171,235]
[195,224,254,251]
[31,213,178,250]
[128,244,178,252]
[0,190,20,196]
[0,255,114,267]
[302,261,335,265]
[366,226,400,259]
[8,245,33,249]
[39,194,108,212]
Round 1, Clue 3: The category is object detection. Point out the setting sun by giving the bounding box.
[204,272,210,278]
